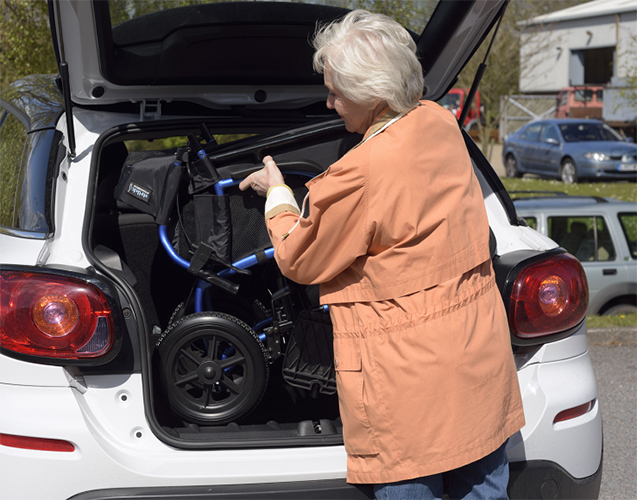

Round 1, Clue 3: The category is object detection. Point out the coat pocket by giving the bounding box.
[334,338,380,457]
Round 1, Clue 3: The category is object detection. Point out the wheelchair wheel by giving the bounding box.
[157,312,269,425]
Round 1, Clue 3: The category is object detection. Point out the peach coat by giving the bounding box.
[265,101,525,484]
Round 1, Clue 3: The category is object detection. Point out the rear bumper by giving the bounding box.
[508,456,603,500]
[65,457,603,500]
[67,480,374,500]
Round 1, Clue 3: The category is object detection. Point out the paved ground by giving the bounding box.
[588,326,637,346]
[588,343,637,500]
[589,329,636,499]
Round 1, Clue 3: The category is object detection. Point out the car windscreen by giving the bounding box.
[558,122,623,142]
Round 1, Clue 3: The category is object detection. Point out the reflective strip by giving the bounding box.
[267,184,294,197]
[265,185,300,219]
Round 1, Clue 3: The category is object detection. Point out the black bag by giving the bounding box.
[193,194,232,265]
[115,152,184,226]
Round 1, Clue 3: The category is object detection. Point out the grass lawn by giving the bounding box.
[500,177,636,202]
[586,313,637,328]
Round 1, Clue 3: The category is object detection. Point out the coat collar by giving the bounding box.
[353,102,420,152]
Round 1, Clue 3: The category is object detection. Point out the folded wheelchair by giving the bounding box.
[114,125,348,426]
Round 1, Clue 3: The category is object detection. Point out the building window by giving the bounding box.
[570,47,615,86]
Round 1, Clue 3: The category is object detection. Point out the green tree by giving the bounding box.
[348,0,436,33]
[615,31,637,110]
[0,0,58,92]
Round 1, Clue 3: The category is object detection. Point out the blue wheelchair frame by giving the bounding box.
[158,171,318,342]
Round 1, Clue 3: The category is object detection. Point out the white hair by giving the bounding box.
[312,10,424,114]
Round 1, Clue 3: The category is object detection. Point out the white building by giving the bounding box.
[519,0,637,93]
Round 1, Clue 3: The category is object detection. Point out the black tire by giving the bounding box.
[157,312,269,425]
[560,159,579,184]
[601,303,637,316]
[165,301,186,331]
[505,154,521,178]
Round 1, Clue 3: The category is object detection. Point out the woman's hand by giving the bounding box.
[238,156,285,197]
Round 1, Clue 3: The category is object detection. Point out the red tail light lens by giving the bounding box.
[554,400,595,424]
[0,270,115,359]
[509,253,588,339]
[0,433,75,452]
[32,294,80,336]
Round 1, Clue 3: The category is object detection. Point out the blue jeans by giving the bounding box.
[373,441,510,500]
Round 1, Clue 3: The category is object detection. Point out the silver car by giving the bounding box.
[514,193,637,315]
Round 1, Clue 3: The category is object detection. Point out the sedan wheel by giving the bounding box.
[505,154,521,178]
[560,159,578,184]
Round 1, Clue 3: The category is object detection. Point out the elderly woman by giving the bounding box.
[240,10,525,500]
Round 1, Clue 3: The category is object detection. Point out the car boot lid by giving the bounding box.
[48,0,507,111]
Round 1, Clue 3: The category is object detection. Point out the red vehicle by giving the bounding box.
[438,87,482,129]
[555,85,604,119]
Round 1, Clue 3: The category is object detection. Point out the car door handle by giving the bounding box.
[603,269,618,275]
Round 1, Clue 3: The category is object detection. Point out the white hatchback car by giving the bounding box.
[0,1,602,499]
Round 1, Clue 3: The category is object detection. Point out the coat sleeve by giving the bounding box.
[265,157,371,285]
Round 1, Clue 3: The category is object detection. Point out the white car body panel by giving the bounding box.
[0,234,46,264]
[510,350,602,478]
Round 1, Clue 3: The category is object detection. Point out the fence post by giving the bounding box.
[500,95,508,140]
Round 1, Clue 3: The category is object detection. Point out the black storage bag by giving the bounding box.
[115,152,183,225]
[193,194,232,265]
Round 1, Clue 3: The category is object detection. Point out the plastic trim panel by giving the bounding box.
[508,456,602,500]
[67,479,374,500]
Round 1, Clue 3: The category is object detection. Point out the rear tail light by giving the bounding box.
[508,253,588,340]
[0,269,116,360]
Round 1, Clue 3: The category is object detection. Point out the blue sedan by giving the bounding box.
[502,119,637,183]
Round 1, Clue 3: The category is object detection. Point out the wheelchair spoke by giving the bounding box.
[175,371,199,387]
[203,385,214,406]
[219,354,245,370]
[221,375,242,395]
[179,346,202,365]
[206,336,219,361]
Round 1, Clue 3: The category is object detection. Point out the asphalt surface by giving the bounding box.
[588,327,637,346]
[588,332,637,500]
